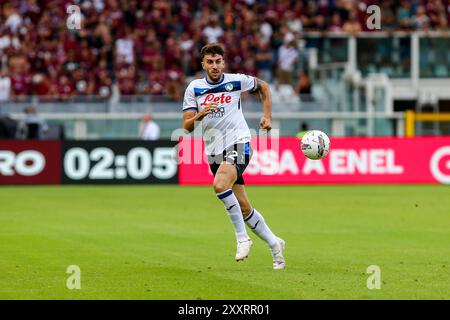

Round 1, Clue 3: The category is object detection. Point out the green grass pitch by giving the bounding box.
[0,185,449,300]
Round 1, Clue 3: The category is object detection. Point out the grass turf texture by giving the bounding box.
[0,185,449,300]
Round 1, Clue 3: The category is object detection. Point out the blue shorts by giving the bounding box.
[207,143,252,185]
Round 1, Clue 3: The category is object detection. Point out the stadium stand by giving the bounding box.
[1,0,450,102]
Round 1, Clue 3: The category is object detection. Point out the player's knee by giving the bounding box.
[213,181,229,194]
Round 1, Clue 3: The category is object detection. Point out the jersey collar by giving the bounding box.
[205,73,225,85]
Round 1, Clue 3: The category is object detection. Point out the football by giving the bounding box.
[301,130,331,160]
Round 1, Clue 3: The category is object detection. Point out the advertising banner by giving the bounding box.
[0,140,61,184]
[178,137,450,185]
[3,138,449,185]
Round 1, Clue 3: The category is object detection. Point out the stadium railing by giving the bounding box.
[5,107,405,139]
[300,31,450,106]
[405,110,450,137]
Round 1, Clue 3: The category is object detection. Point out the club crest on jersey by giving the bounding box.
[225,83,233,91]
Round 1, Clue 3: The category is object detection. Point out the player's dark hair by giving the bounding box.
[200,43,225,60]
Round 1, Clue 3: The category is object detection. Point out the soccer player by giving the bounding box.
[182,43,285,269]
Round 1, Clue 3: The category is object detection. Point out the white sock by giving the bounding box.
[216,189,249,241]
[244,208,279,249]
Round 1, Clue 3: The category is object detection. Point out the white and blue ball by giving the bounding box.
[301,130,330,160]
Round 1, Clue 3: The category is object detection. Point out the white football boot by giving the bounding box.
[235,238,253,262]
[272,237,286,270]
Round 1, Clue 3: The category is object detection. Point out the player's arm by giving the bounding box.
[182,103,218,133]
[252,78,272,130]
[182,83,218,133]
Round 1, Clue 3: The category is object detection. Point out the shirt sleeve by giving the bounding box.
[239,74,257,93]
[182,84,198,112]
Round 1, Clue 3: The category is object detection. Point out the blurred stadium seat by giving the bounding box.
[1,1,450,138]
[0,0,449,101]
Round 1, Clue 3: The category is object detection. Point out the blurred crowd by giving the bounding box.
[0,0,449,102]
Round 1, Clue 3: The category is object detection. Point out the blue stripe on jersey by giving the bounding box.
[194,81,242,97]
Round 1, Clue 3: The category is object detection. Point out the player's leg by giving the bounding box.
[231,184,253,217]
[232,184,285,269]
[213,162,252,261]
[213,161,237,193]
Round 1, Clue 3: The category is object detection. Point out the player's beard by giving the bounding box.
[208,69,222,83]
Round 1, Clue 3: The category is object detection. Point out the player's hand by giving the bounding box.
[197,103,218,120]
[259,115,272,131]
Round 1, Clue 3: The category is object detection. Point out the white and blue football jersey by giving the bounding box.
[182,73,257,155]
